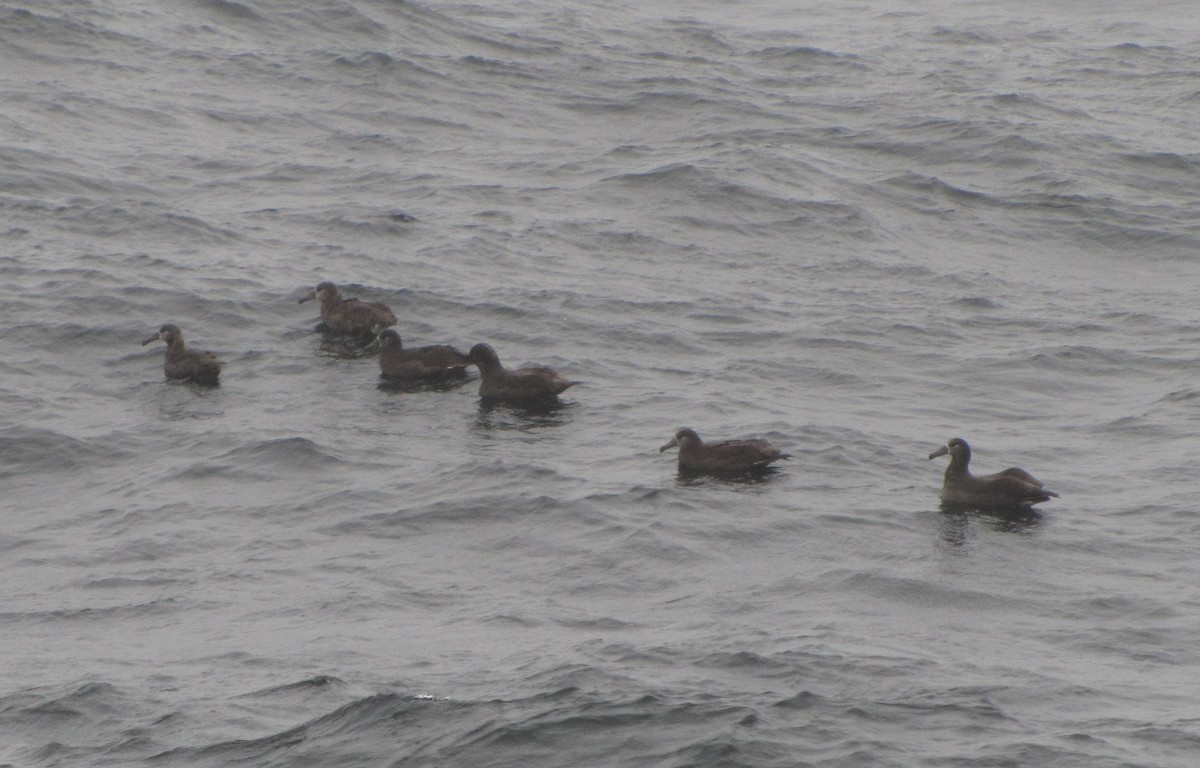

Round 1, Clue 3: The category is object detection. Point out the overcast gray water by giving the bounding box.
[3,1,1200,765]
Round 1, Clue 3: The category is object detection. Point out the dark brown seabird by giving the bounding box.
[659,428,790,474]
[467,342,579,403]
[928,437,1059,509]
[298,281,397,336]
[141,324,221,385]
[376,329,471,381]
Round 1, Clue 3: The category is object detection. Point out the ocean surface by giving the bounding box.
[3,0,1199,765]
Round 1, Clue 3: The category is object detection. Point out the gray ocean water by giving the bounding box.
[3,0,1200,765]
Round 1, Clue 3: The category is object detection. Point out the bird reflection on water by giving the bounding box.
[937,503,1044,548]
[672,467,784,490]
[377,376,474,395]
[473,398,577,434]
[314,332,379,359]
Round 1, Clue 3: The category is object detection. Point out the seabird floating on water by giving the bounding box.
[659,428,790,474]
[299,281,397,337]
[376,329,471,381]
[141,324,221,385]
[928,437,1058,509]
[467,342,579,403]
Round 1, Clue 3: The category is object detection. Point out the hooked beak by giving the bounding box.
[659,438,679,453]
[365,334,381,349]
[141,333,161,346]
[928,444,949,461]
[298,290,317,304]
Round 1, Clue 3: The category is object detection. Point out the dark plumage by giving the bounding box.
[141,324,221,385]
[928,437,1059,509]
[376,329,471,381]
[467,342,579,403]
[659,428,790,475]
[299,281,397,336]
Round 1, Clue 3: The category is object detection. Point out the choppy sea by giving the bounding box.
[3,1,1200,765]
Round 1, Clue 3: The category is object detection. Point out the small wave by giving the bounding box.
[552,615,641,631]
[53,201,240,245]
[1117,150,1200,173]
[324,489,571,537]
[0,8,145,57]
[0,426,131,476]
[882,172,994,205]
[774,690,828,710]
[327,211,419,235]
[832,570,1024,610]
[329,51,442,80]
[306,672,1038,768]
[698,649,796,675]
[178,437,343,480]
[2,681,133,745]
[990,92,1093,120]
[1025,344,1174,377]
[754,45,861,64]
[954,296,999,310]
[3,597,181,625]
[0,148,128,199]
[982,133,1047,155]
[459,54,540,80]
[149,693,425,765]
[1158,388,1200,403]
[929,26,999,45]
[602,161,699,187]
[1106,41,1173,55]
[237,675,348,698]
[195,0,264,23]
